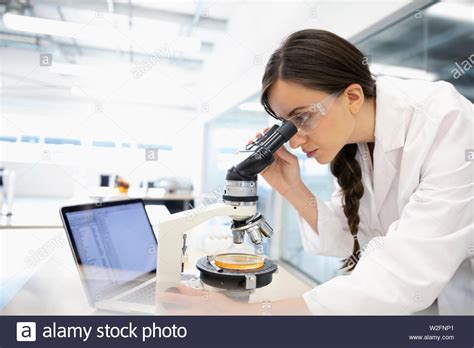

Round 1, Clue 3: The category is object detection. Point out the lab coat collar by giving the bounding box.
[372,76,410,212]
[374,76,408,152]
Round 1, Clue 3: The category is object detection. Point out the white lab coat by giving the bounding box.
[298,76,474,315]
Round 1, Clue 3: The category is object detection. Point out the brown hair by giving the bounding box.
[260,29,375,271]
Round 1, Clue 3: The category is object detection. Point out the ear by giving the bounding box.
[343,83,365,114]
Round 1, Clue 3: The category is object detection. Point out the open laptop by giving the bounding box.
[60,199,167,314]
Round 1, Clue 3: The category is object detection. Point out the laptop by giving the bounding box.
[60,199,167,314]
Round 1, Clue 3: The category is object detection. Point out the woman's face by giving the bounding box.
[267,79,357,164]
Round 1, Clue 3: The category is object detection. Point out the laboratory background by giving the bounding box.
[1,0,473,314]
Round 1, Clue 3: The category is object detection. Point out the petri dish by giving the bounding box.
[213,253,265,270]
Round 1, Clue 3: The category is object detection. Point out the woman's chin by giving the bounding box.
[314,150,333,164]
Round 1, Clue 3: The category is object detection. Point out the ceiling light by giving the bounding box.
[3,13,86,38]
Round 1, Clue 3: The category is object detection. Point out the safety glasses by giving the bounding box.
[264,90,343,135]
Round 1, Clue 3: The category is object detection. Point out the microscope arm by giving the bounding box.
[157,202,257,285]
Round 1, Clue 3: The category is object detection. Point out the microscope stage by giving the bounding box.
[196,255,278,290]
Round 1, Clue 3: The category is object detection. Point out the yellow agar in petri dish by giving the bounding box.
[213,253,265,270]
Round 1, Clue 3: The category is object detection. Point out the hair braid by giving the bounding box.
[330,143,364,271]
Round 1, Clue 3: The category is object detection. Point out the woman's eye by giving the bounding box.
[295,113,310,125]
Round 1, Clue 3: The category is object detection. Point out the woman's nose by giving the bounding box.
[289,133,306,149]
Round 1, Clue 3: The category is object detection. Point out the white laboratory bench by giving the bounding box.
[1,213,313,315]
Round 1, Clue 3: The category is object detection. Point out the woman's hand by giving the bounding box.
[156,284,253,315]
[249,128,303,197]
[249,128,318,232]
[156,284,312,315]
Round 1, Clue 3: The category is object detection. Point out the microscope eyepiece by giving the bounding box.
[278,120,298,141]
[265,120,298,143]
[225,120,297,182]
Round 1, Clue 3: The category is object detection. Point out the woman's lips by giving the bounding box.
[306,149,318,158]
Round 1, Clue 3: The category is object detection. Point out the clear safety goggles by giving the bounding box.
[264,90,342,135]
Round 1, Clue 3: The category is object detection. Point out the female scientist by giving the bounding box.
[159,29,473,315]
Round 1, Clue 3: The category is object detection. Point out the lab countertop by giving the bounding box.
[0,194,194,229]
[0,198,69,229]
[1,224,313,315]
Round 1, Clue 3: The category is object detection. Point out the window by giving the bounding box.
[0,136,17,143]
[20,135,40,143]
[44,137,81,146]
[356,1,473,101]
[92,141,115,148]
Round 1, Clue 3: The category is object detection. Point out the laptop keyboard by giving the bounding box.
[120,283,156,305]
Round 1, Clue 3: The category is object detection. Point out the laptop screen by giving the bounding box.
[64,201,157,298]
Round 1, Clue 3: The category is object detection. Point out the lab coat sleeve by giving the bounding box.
[302,87,474,314]
[297,185,354,258]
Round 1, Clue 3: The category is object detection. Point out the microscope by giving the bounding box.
[157,121,297,291]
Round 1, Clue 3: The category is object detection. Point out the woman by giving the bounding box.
[159,29,473,315]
